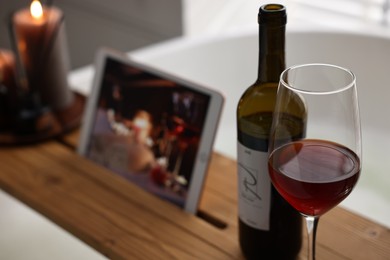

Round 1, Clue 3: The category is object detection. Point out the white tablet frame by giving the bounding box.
[78,48,224,214]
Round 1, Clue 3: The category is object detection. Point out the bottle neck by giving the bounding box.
[257,24,286,84]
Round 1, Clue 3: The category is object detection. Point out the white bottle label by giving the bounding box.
[237,141,271,230]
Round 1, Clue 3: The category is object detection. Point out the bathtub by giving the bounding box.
[126,27,390,228]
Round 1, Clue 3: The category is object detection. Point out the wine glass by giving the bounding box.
[268,63,362,259]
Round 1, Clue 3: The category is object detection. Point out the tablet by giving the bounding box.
[78,48,224,213]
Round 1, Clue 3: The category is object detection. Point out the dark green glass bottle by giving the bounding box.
[236,4,303,259]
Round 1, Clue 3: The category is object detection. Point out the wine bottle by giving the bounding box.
[236,4,303,259]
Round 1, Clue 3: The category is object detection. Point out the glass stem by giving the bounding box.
[304,215,319,260]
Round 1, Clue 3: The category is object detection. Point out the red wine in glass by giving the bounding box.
[268,139,360,217]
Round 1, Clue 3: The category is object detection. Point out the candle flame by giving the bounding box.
[30,0,43,19]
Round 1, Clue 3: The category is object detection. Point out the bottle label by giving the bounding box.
[237,141,271,230]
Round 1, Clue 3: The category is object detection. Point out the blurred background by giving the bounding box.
[1,0,389,69]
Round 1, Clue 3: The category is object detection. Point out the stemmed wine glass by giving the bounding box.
[268,63,362,259]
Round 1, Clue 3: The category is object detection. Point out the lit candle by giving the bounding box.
[12,0,73,110]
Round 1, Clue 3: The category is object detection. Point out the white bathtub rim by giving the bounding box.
[131,24,390,62]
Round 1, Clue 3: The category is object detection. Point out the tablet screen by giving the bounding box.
[84,56,212,208]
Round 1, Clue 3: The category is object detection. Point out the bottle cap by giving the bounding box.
[258,4,287,25]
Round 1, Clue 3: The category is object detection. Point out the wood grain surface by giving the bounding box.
[0,129,387,259]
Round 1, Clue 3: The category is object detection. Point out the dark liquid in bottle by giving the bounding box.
[238,112,304,259]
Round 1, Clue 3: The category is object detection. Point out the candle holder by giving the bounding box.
[0,1,84,145]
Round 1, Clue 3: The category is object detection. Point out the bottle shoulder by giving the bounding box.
[240,81,278,97]
[237,82,278,114]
